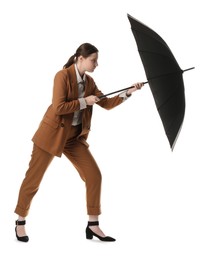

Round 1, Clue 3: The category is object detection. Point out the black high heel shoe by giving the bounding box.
[15,220,29,242]
[85,221,116,242]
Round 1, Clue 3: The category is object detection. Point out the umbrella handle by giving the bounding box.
[98,82,148,99]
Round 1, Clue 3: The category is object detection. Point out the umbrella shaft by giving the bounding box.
[98,82,148,99]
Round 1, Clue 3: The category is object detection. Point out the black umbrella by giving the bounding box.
[100,14,194,150]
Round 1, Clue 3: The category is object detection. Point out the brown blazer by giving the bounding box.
[32,64,123,157]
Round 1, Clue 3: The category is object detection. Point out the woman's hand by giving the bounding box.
[126,82,144,96]
[85,95,100,106]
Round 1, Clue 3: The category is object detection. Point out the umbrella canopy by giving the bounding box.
[127,14,194,149]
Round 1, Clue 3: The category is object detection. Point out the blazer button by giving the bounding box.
[60,123,65,127]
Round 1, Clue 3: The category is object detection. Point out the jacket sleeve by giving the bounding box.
[93,84,124,110]
[52,70,80,115]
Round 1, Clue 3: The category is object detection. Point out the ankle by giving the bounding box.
[18,216,25,221]
[88,215,99,222]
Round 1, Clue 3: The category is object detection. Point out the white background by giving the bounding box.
[0,0,203,259]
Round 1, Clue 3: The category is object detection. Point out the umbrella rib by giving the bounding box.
[145,66,194,81]
[133,27,174,53]
[139,50,179,63]
[157,88,178,111]
[148,70,182,81]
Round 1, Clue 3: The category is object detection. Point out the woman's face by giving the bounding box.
[81,52,98,72]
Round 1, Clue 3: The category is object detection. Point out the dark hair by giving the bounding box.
[63,43,98,69]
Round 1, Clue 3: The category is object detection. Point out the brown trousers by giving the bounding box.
[14,125,102,217]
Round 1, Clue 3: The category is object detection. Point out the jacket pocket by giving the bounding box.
[43,116,59,129]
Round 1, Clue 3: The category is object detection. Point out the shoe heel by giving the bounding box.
[86,227,93,239]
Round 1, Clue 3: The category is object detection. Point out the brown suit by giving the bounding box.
[32,64,123,157]
[15,64,124,217]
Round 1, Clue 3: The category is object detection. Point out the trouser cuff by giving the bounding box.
[14,206,29,218]
[87,206,101,215]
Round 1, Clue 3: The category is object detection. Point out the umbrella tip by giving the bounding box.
[127,13,133,19]
[182,67,195,73]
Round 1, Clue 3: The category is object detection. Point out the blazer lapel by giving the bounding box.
[68,64,78,100]
[84,76,93,97]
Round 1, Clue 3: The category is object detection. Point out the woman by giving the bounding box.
[14,43,144,242]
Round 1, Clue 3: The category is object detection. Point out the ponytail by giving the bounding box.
[63,54,76,69]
